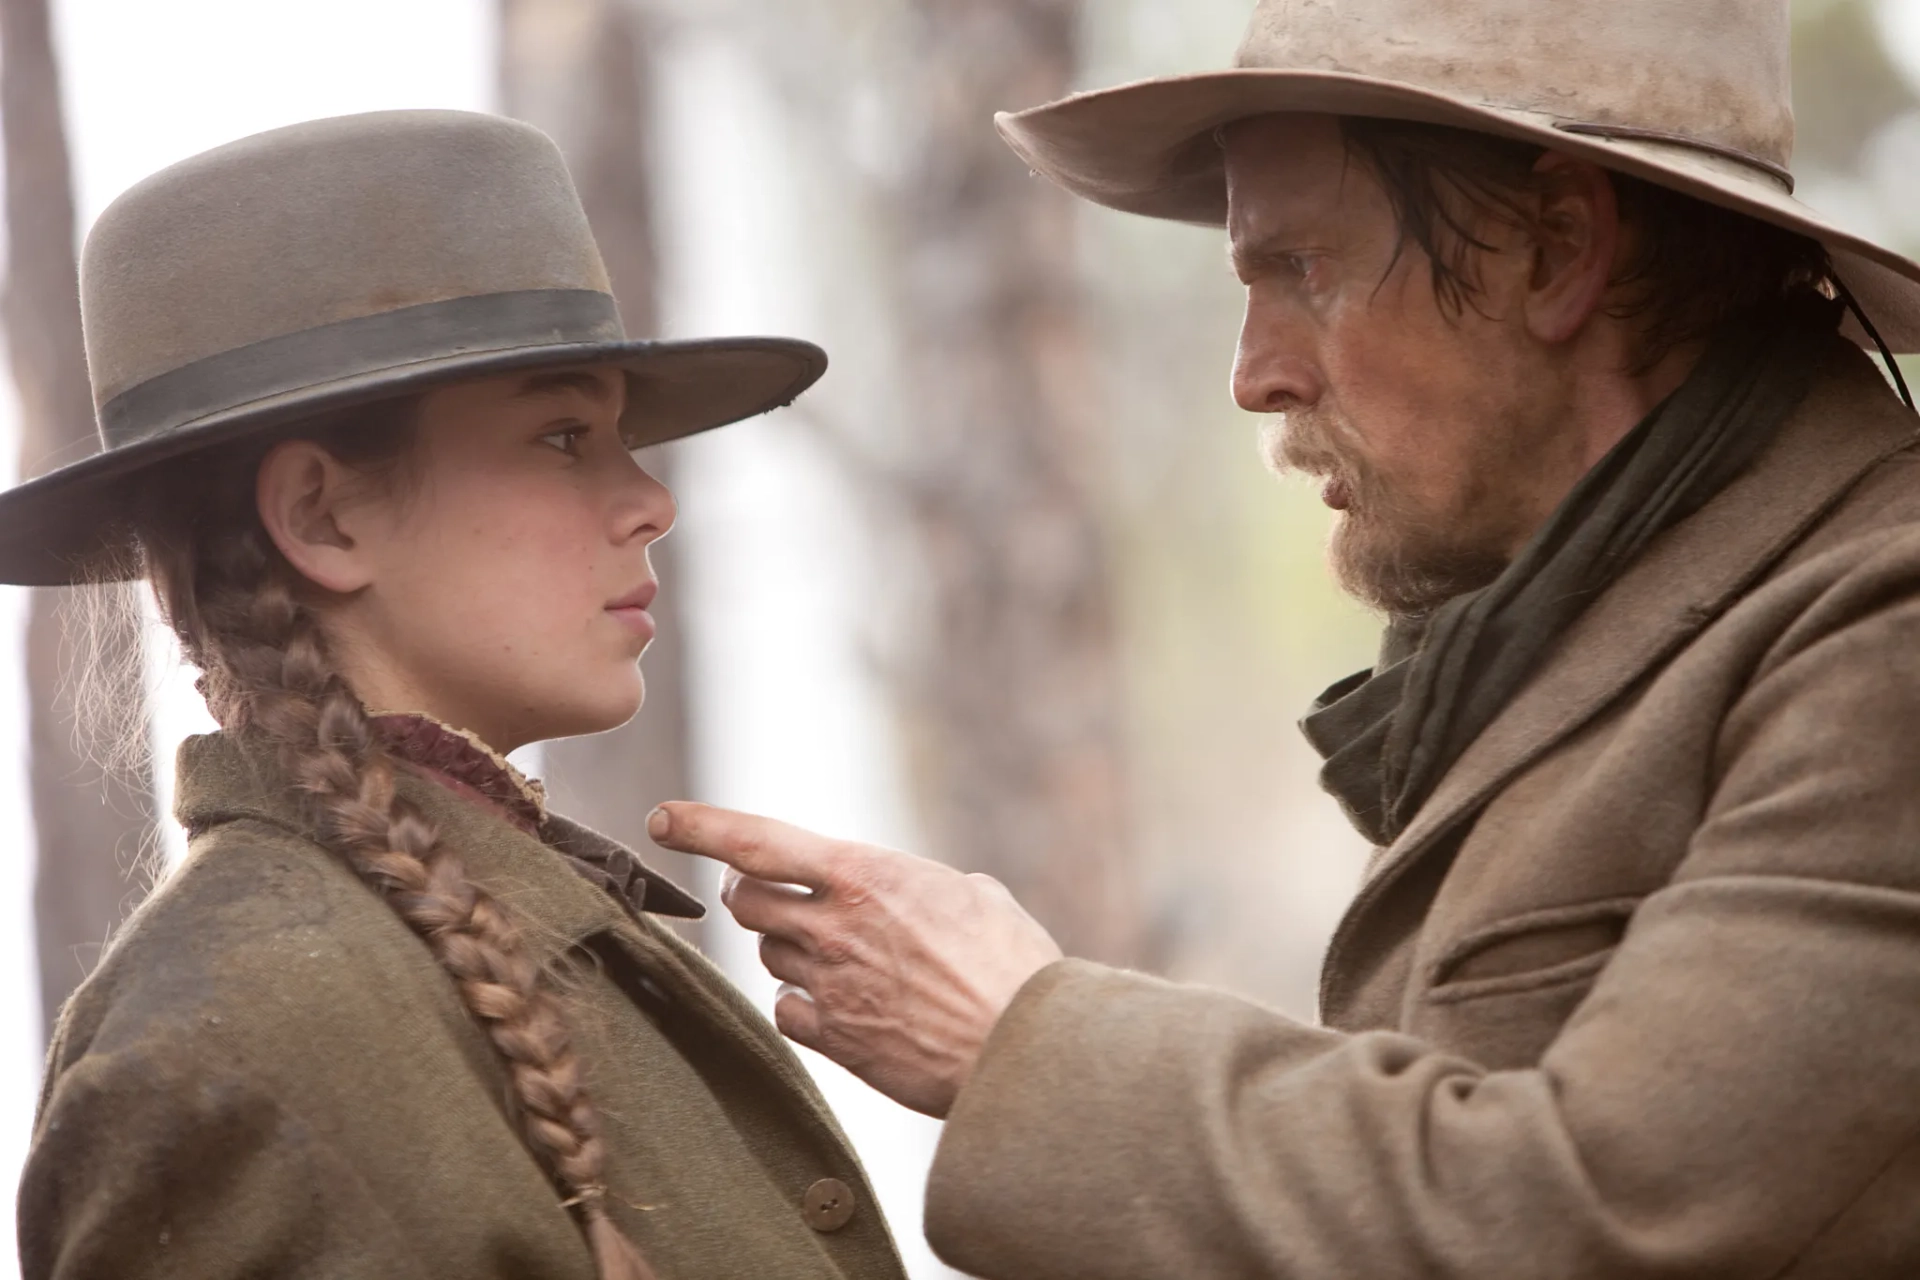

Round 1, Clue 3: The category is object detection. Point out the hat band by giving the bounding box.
[1552,122,1796,192]
[97,288,626,446]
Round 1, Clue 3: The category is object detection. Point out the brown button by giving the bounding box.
[803,1177,856,1232]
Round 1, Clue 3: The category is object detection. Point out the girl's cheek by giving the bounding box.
[439,485,604,593]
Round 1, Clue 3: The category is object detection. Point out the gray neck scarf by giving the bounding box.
[1301,295,1843,847]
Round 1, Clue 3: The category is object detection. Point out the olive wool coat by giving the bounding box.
[926,341,1920,1279]
[20,733,908,1280]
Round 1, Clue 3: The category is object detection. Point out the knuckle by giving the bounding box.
[814,929,856,968]
[820,1032,856,1066]
[834,873,876,910]
[817,842,857,887]
[964,871,1012,900]
[828,848,891,906]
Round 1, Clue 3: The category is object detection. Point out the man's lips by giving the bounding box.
[1280,441,1354,512]
[606,581,658,638]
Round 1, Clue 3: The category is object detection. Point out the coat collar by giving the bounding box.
[1319,341,1920,1019]
[174,731,704,966]
[369,712,550,833]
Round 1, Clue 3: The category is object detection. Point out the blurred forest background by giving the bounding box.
[0,1,1912,1276]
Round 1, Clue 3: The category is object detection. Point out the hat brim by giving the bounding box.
[996,68,1920,353]
[0,334,825,586]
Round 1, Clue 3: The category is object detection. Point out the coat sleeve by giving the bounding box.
[19,1024,431,1280]
[924,540,1920,1279]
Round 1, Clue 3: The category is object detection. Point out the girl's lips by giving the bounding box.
[606,580,658,612]
[606,581,659,640]
[607,606,656,640]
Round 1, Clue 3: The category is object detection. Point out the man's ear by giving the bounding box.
[255,439,378,594]
[1523,152,1621,345]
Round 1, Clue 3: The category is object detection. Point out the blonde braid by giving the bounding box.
[156,517,655,1280]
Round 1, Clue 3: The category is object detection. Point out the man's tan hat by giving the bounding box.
[997,0,1920,353]
[0,109,827,586]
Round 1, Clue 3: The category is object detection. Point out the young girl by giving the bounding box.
[11,110,904,1280]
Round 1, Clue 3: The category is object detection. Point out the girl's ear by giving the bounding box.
[255,439,378,594]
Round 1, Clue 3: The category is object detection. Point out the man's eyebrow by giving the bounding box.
[1229,237,1297,281]
[511,370,618,403]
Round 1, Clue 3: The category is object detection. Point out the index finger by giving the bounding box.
[647,802,841,891]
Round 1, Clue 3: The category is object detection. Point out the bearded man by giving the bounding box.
[650,1,1920,1275]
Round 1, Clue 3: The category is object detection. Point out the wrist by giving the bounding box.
[945,955,1072,1114]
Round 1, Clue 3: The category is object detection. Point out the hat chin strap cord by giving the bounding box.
[1832,276,1915,412]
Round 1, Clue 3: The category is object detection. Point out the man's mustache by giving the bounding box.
[1265,412,1362,486]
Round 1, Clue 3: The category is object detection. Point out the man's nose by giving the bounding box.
[1233,303,1321,414]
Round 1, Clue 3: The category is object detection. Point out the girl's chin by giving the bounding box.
[519,678,645,746]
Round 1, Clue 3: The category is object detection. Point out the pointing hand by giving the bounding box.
[648,802,1063,1118]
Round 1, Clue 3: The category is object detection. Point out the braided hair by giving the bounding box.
[135,401,655,1280]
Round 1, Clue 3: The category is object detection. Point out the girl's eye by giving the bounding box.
[539,425,591,457]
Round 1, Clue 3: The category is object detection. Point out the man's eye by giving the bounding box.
[539,425,591,457]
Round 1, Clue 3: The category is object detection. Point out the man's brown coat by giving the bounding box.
[19,734,908,1280]
[927,342,1920,1279]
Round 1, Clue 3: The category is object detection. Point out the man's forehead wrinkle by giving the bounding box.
[1230,185,1331,260]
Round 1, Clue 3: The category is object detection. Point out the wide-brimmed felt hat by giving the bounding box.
[0,109,827,586]
[996,0,1920,356]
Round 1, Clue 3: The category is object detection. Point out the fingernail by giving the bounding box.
[647,806,671,841]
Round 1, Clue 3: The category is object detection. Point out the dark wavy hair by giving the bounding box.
[1339,117,1833,368]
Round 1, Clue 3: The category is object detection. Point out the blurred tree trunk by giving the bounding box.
[598,0,1140,963]
[869,1,1141,964]
[499,0,701,933]
[1,0,159,1039]
[721,0,1139,962]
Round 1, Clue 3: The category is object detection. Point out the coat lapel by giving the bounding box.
[177,732,856,1145]
[544,813,706,920]
[1319,344,1920,1018]
[433,787,853,1150]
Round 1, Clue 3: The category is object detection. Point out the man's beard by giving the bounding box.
[1266,410,1511,618]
